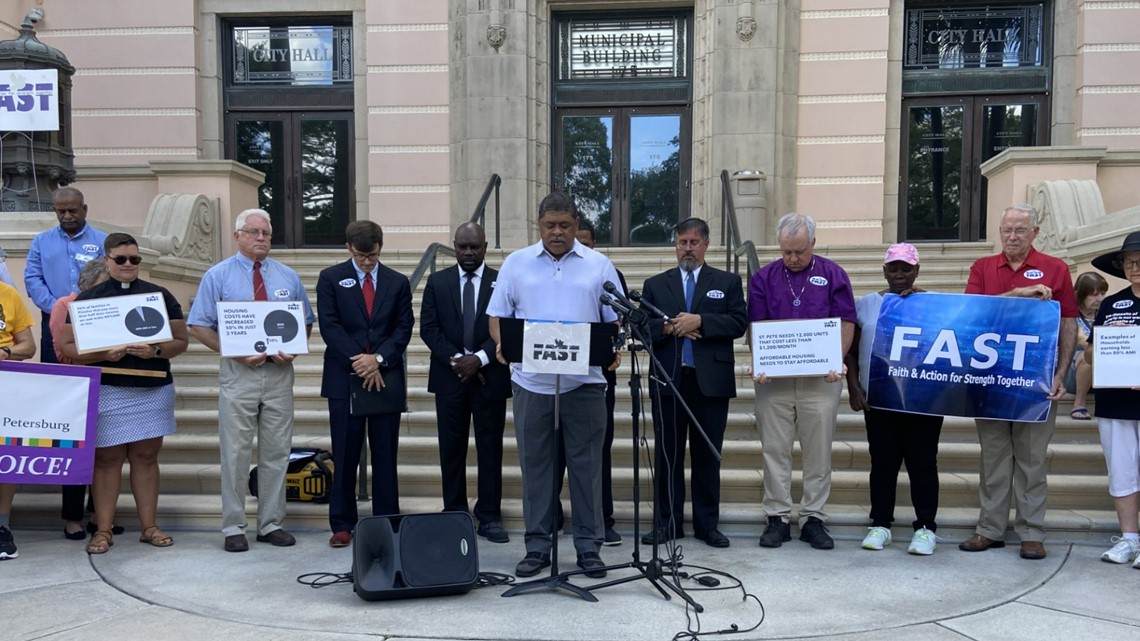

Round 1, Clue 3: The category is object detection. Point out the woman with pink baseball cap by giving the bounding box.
[845,243,945,555]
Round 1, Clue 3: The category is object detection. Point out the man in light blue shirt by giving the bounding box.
[22,186,106,539]
[487,192,622,579]
[187,209,314,553]
[24,187,107,364]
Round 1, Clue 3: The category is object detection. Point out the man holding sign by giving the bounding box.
[187,209,314,553]
[748,213,855,551]
[487,192,622,579]
[0,280,37,559]
[960,203,1077,560]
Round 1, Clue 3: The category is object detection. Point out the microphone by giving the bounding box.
[600,293,648,324]
[627,289,670,321]
[603,280,637,311]
[600,293,633,316]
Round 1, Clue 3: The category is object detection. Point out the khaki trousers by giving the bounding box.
[755,377,841,527]
[218,358,296,536]
[973,404,1056,542]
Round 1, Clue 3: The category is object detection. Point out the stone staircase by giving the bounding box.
[12,243,1116,541]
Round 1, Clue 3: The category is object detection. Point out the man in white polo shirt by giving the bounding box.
[487,192,622,579]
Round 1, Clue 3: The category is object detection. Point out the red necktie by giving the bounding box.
[363,272,375,317]
[253,261,267,301]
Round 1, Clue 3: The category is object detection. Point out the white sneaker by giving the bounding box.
[1101,537,1140,564]
[908,527,937,556]
[861,527,891,550]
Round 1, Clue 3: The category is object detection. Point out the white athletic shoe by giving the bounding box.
[908,527,937,556]
[1101,537,1140,564]
[861,527,891,550]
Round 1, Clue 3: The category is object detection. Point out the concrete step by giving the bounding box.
[150,432,1108,480]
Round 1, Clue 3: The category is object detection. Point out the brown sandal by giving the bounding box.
[86,530,113,555]
[139,525,174,547]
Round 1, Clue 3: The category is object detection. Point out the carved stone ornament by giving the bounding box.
[736,16,757,42]
[487,24,506,51]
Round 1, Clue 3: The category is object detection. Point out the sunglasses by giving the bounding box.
[108,255,142,265]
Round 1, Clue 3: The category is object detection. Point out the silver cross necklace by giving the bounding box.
[784,259,815,307]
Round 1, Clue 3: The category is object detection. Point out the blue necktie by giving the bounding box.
[682,271,694,367]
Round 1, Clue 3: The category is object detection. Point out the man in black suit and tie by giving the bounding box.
[419,222,512,543]
[640,217,748,548]
[317,221,414,548]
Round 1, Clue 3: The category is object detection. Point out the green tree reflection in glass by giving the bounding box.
[907,106,963,240]
[561,116,613,244]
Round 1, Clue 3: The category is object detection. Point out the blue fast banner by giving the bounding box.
[867,292,1059,422]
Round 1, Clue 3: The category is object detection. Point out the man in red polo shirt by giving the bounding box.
[960,203,1078,560]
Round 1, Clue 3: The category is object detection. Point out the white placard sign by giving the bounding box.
[217,301,310,357]
[521,320,591,375]
[1093,326,1140,388]
[69,292,173,354]
[0,69,60,131]
[751,317,844,378]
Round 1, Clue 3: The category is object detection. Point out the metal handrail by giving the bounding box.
[720,169,761,280]
[470,173,502,249]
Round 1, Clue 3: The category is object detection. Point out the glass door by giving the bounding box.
[228,111,354,247]
[900,95,1046,242]
[553,106,689,246]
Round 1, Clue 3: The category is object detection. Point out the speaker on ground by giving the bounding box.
[353,511,479,601]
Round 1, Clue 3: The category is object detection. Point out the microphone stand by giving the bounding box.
[574,302,706,611]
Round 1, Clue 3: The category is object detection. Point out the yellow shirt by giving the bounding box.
[0,282,34,348]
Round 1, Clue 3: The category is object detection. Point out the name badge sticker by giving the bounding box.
[1024,269,1045,280]
[74,253,94,263]
[82,244,100,254]
[809,276,828,286]
[1113,299,1134,309]
[338,278,357,288]
[707,289,725,299]
[273,288,290,299]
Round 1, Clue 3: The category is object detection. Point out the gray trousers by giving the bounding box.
[974,404,1057,542]
[218,358,296,536]
[513,382,605,556]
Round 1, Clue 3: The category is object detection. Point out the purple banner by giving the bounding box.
[0,361,100,485]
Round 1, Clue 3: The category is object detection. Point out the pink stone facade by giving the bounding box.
[2,0,1137,250]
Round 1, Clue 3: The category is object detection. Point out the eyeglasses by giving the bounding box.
[350,249,380,261]
[108,255,142,265]
[1117,258,1140,271]
[239,228,272,239]
[999,227,1034,238]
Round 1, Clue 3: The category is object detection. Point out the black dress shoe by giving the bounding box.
[255,529,296,547]
[64,526,87,541]
[224,534,249,553]
[576,551,607,578]
[695,529,730,548]
[477,521,509,543]
[515,551,551,577]
[640,526,683,545]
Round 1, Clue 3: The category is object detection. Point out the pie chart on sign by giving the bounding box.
[264,310,300,343]
[124,306,166,338]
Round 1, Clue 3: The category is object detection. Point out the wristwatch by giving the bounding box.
[153,345,163,358]
[374,354,384,366]
[1,346,10,358]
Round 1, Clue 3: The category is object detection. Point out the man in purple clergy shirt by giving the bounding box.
[748,213,856,550]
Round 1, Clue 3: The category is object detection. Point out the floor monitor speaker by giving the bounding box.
[352,512,479,601]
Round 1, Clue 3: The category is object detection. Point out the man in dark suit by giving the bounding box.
[420,222,512,543]
[317,221,414,548]
[640,217,748,548]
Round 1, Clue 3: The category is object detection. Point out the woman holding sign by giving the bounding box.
[59,233,188,555]
[845,243,944,556]
[1086,232,1140,567]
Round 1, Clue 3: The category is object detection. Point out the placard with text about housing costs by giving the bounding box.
[750,318,843,378]
[217,301,310,357]
[69,292,173,354]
